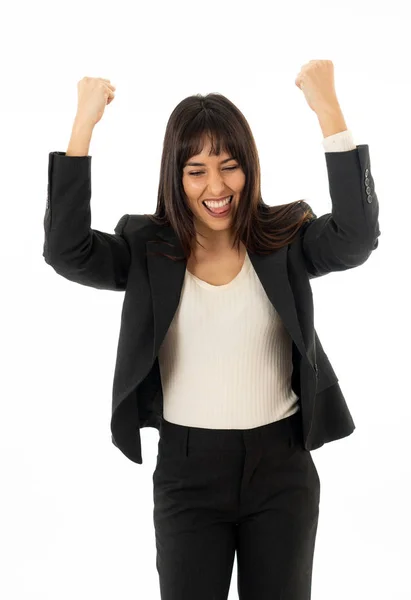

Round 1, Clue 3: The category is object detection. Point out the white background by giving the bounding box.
[1,0,410,598]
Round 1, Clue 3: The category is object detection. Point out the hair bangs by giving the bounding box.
[180,112,239,171]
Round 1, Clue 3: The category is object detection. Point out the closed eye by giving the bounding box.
[189,166,238,176]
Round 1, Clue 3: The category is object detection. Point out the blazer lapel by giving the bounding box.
[147,225,309,368]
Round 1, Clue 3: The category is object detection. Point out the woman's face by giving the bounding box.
[182,137,246,237]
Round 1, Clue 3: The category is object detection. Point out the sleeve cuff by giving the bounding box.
[322,129,356,152]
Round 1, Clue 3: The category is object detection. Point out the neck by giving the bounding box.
[190,238,245,261]
[192,223,239,253]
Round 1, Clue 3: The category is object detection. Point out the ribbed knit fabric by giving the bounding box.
[158,129,356,429]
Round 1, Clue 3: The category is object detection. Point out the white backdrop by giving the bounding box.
[1,0,410,598]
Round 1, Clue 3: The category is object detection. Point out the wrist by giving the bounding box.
[66,117,94,157]
[316,105,347,138]
[72,115,95,135]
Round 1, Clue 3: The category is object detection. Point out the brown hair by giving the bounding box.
[145,93,315,261]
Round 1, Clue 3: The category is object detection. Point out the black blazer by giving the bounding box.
[43,145,380,464]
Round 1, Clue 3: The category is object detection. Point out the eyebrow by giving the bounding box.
[184,157,237,167]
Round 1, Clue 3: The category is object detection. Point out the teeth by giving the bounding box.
[204,196,232,208]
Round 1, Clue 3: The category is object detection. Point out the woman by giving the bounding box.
[43,60,380,600]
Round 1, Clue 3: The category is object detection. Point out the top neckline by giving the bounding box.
[186,251,251,290]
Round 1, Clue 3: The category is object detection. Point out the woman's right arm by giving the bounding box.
[43,118,131,291]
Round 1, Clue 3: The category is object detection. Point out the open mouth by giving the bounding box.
[202,196,233,217]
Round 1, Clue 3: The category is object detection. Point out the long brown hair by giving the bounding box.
[145,93,315,261]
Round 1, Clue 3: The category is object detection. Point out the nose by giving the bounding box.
[204,171,228,195]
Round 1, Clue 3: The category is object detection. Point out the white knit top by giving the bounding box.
[158,129,356,429]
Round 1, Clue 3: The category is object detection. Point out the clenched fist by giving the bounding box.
[295,60,340,114]
[76,76,116,127]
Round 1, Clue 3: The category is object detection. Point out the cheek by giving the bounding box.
[183,176,200,193]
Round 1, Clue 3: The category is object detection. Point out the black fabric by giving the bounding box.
[153,410,320,599]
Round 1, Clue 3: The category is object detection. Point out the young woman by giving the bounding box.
[43,61,380,600]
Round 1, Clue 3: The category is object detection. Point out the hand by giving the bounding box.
[295,60,340,114]
[75,76,116,127]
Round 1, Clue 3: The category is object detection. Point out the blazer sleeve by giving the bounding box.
[298,144,381,280]
[43,151,131,291]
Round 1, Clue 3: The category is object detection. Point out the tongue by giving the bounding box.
[207,202,230,214]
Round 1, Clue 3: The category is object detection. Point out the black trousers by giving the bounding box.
[152,409,320,600]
